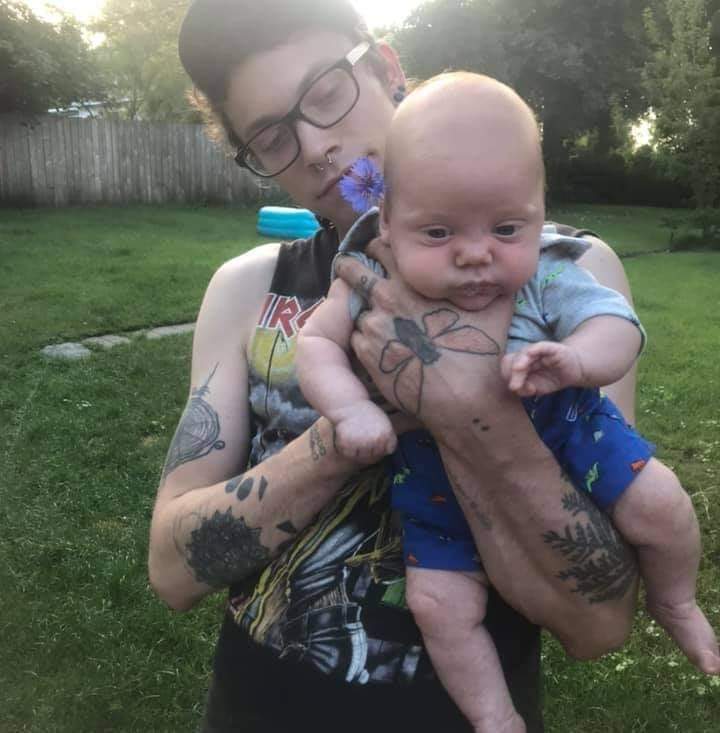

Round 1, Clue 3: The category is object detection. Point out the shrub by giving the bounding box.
[668,208,720,251]
[546,146,692,208]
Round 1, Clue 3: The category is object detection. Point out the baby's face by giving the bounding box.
[380,128,544,311]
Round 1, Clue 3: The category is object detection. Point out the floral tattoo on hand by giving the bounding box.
[379,308,501,416]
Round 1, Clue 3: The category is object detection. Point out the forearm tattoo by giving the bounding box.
[275,519,299,555]
[162,363,225,480]
[309,424,328,461]
[180,508,271,588]
[224,474,268,502]
[544,490,637,603]
[276,520,298,534]
[379,308,500,416]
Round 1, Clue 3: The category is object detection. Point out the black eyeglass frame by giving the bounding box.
[234,41,372,178]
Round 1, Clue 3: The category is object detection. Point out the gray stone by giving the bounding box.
[84,334,131,349]
[146,323,195,340]
[41,342,92,360]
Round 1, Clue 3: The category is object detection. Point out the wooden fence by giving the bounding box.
[0,115,281,207]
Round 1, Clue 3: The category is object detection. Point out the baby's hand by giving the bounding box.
[501,341,585,397]
[332,401,398,464]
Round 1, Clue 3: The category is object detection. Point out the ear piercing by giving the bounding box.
[393,84,406,104]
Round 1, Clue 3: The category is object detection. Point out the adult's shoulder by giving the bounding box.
[194,242,282,352]
[547,221,630,298]
[211,241,282,297]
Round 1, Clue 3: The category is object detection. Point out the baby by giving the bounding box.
[297,73,719,732]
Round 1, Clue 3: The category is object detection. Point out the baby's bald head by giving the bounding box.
[383,72,544,210]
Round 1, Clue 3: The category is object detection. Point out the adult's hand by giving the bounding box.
[336,239,639,661]
[334,239,516,431]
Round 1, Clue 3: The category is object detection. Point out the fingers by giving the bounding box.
[505,351,534,394]
[523,341,563,363]
[365,236,399,277]
[504,348,556,397]
[500,353,516,384]
[354,308,370,332]
[334,422,397,464]
[334,254,385,307]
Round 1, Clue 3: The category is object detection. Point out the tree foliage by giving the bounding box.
[643,0,720,209]
[392,0,648,160]
[0,0,104,115]
[91,0,197,121]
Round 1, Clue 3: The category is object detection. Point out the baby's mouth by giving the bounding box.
[457,282,498,297]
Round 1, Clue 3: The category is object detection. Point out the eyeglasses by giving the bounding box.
[235,41,371,178]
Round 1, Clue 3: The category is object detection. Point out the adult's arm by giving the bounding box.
[576,235,638,422]
[148,244,358,611]
[335,237,639,659]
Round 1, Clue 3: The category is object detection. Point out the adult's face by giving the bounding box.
[225,31,401,235]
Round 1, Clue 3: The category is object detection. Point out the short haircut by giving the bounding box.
[178,0,381,148]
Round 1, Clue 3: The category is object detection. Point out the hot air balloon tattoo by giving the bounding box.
[162,363,226,478]
[379,308,501,416]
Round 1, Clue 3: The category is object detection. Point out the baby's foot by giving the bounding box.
[648,599,720,675]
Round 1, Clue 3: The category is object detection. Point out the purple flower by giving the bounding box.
[338,157,385,214]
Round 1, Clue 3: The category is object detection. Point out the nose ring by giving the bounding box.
[315,152,335,173]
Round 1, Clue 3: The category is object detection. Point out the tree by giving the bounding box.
[0,0,104,115]
[391,1,511,82]
[500,0,649,160]
[643,0,720,209]
[390,0,648,178]
[710,0,720,58]
[91,0,198,121]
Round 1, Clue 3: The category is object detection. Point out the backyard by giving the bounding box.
[1,203,718,732]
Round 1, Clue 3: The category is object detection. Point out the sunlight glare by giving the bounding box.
[22,0,102,23]
[22,0,423,29]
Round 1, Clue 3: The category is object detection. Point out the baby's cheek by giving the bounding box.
[395,252,434,296]
[409,262,448,300]
[506,248,539,291]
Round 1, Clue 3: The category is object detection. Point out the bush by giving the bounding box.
[667,208,720,251]
[546,146,693,208]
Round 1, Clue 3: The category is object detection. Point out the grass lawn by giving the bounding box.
[0,205,274,360]
[1,204,718,731]
[547,203,681,256]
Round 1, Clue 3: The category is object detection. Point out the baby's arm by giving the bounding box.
[297,278,396,463]
[504,315,642,397]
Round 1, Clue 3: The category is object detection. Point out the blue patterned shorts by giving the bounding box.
[389,388,655,571]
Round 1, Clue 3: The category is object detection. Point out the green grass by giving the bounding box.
[1,205,719,731]
[0,205,273,359]
[547,203,682,256]
[1,340,219,732]
[542,250,720,732]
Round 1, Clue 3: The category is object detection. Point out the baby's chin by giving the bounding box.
[444,285,504,312]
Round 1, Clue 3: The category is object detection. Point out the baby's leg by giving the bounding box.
[612,458,720,674]
[406,567,526,733]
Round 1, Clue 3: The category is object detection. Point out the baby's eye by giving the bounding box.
[424,226,451,240]
[494,223,520,238]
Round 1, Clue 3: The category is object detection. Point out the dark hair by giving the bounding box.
[179,0,381,148]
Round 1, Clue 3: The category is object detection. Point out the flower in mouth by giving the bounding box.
[338,157,385,214]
